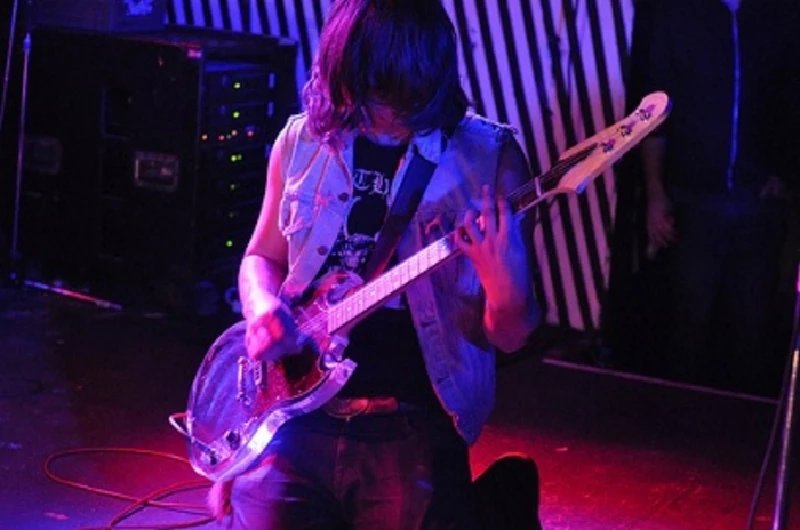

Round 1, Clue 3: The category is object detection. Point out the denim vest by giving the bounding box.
[273,112,514,444]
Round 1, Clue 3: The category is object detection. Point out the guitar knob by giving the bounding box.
[322,352,338,369]
[202,449,218,467]
[224,429,241,450]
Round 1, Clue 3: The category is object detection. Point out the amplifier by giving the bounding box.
[12,26,299,313]
[33,0,167,33]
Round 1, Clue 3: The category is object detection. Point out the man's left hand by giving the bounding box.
[455,185,531,311]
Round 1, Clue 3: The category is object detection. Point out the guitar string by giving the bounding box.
[290,140,604,340]
[277,102,660,345]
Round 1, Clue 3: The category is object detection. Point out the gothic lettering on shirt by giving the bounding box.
[324,161,405,309]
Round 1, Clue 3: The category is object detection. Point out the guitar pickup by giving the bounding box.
[254,361,266,391]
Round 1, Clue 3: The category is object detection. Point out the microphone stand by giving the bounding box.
[773,259,800,529]
[7,0,31,285]
[4,0,122,311]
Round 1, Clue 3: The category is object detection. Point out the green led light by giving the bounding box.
[233,81,242,89]
[225,240,233,248]
[230,154,242,162]
[232,111,240,119]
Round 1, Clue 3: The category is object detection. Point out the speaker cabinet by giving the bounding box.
[13,25,298,311]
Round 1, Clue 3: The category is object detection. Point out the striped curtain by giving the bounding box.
[167,0,636,332]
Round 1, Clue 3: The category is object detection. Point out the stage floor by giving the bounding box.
[1,287,797,529]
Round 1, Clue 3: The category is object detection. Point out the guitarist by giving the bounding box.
[219,0,541,528]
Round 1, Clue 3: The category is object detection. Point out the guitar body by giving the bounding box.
[173,91,672,483]
[180,271,360,482]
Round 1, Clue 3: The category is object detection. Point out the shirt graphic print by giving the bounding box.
[319,136,407,280]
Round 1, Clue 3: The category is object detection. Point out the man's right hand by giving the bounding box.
[245,302,301,361]
[646,193,676,256]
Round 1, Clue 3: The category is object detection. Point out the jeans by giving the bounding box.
[227,408,477,530]
[666,189,786,393]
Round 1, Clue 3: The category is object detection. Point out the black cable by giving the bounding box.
[0,0,19,138]
[43,447,215,530]
[745,355,791,530]
[80,481,214,530]
[745,331,796,529]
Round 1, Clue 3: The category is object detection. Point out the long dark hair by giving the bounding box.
[302,0,468,143]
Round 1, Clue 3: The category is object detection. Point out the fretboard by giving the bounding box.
[327,235,455,333]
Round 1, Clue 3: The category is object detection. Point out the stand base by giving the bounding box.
[1,252,122,311]
[2,250,25,289]
[21,279,123,311]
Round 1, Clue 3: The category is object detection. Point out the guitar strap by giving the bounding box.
[361,143,440,282]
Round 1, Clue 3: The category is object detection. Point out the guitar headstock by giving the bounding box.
[552,91,671,195]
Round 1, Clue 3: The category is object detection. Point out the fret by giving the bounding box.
[370,278,379,304]
[432,239,445,266]
[369,282,380,307]
[330,304,341,333]
[336,304,346,329]
[409,254,419,279]
[442,236,453,255]
[399,260,409,285]
[419,246,429,271]
[435,239,445,262]
[377,275,387,301]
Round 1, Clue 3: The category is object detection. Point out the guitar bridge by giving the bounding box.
[237,356,250,405]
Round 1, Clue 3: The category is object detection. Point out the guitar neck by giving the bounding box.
[325,142,599,334]
[324,89,672,335]
[506,142,598,217]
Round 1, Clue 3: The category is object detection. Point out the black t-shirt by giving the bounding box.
[315,135,440,407]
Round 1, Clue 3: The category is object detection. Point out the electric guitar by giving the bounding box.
[170,91,671,482]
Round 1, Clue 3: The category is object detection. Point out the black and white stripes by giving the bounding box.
[167,0,635,331]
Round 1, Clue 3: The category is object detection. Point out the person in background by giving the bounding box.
[631,0,799,394]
